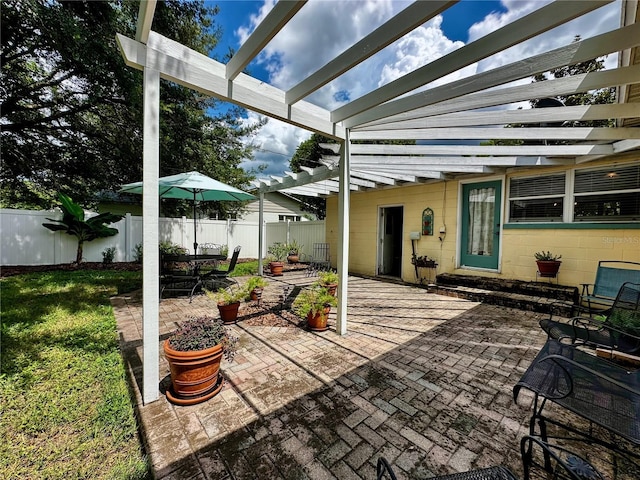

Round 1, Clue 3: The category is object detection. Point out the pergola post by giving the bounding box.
[258,192,264,276]
[336,130,351,335]
[142,63,160,405]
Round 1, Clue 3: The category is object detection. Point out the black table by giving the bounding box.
[161,254,226,301]
[514,338,640,461]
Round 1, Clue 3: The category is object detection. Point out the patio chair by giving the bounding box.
[306,243,331,276]
[539,282,640,355]
[201,245,241,291]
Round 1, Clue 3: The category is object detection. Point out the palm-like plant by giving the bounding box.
[42,193,124,264]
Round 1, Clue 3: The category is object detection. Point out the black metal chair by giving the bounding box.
[306,243,331,277]
[201,245,241,291]
[540,282,640,354]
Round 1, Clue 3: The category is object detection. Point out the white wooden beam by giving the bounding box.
[336,136,350,336]
[356,104,639,130]
[284,1,455,104]
[350,127,640,141]
[358,64,640,128]
[141,63,160,405]
[135,0,157,43]
[613,139,640,153]
[326,154,576,166]
[340,144,614,156]
[226,1,306,80]
[351,170,398,185]
[332,0,611,123]
[116,32,345,139]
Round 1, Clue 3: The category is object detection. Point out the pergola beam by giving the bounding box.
[226,1,306,80]
[135,0,156,43]
[330,145,613,157]
[347,22,640,127]
[349,127,640,141]
[332,0,611,123]
[284,0,455,104]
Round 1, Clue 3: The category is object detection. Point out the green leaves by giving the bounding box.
[42,193,123,263]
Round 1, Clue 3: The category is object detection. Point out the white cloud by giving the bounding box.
[240,112,311,175]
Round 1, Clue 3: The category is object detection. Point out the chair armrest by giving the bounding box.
[572,316,640,351]
[580,283,594,297]
[521,436,604,480]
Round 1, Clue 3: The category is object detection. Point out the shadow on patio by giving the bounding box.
[112,272,638,480]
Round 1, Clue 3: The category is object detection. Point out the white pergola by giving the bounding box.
[117,0,640,403]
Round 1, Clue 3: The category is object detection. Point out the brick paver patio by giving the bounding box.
[112,271,638,479]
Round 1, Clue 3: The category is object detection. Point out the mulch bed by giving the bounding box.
[239,301,305,328]
[0,262,143,277]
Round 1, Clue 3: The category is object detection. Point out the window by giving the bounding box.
[507,162,640,224]
[508,174,565,222]
[573,164,640,222]
[278,215,301,222]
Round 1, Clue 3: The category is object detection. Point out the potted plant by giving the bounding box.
[246,276,268,302]
[267,242,289,276]
[206,285,248,324]
[534,251,562,278]
[287,240,303,264]
[292,285,338,332]
[316,270,339,296]
[163,315,238,406]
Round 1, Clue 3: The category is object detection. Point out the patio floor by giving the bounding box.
[112,271,638,480]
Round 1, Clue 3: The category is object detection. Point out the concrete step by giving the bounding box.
[431,273,579,316]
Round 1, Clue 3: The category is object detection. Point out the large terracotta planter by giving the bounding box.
[306,306,331,332]
[163,340,224,406]
[270,261,284,276]
[536,260,561,278]
[218,301,240,324]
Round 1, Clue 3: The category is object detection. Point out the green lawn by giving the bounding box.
[0,269,149,479]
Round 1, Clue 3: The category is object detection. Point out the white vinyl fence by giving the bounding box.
[0,209,325,266]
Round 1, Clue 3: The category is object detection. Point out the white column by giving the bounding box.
[258,192,264,276]
[142,64,160,404]
[336,130,351,335]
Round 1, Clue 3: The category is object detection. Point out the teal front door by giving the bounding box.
[460,180,502,270]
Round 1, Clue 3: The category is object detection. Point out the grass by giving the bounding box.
[0,269,149,479]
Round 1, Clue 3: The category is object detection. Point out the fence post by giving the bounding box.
[286,219,291,245]
[125,213,132,262]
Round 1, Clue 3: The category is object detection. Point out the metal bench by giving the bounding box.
[581,260,640,313]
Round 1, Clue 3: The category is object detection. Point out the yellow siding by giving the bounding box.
[326,159,640,290]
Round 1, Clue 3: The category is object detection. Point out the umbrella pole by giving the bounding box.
[193,191,198,257]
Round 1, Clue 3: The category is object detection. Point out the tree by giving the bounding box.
[1,0,262,213]
[42,193,124,263]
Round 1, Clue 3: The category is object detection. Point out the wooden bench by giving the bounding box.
[581,260,640,312]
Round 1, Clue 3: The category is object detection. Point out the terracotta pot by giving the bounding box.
[306,306,331,332]
[323,283,338,297]
[536,260,561,278]
[250,287,263,302]
[217,301,240,324]
[163,340,224,405]
[270,261,284,276]
[287,254,299,264]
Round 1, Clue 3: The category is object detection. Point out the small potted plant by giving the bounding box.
[267,242,289,276]
[534,251,562,278]
[287,240,303,264]
[292,285,338,332]
[163,315,238,405]
[246,276,268,302]
[316,270,339,296]
[206,285,248,324]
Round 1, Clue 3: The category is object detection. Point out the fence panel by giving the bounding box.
[1,208,325,265]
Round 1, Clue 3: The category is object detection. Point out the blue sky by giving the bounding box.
[204,1,619,177]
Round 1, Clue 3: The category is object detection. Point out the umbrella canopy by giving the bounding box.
[119,171,256,254]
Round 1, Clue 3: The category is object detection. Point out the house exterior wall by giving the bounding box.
[241,192,312,222]
[326,156,640,290]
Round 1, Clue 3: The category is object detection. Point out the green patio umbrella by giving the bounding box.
[119,171,256,255]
